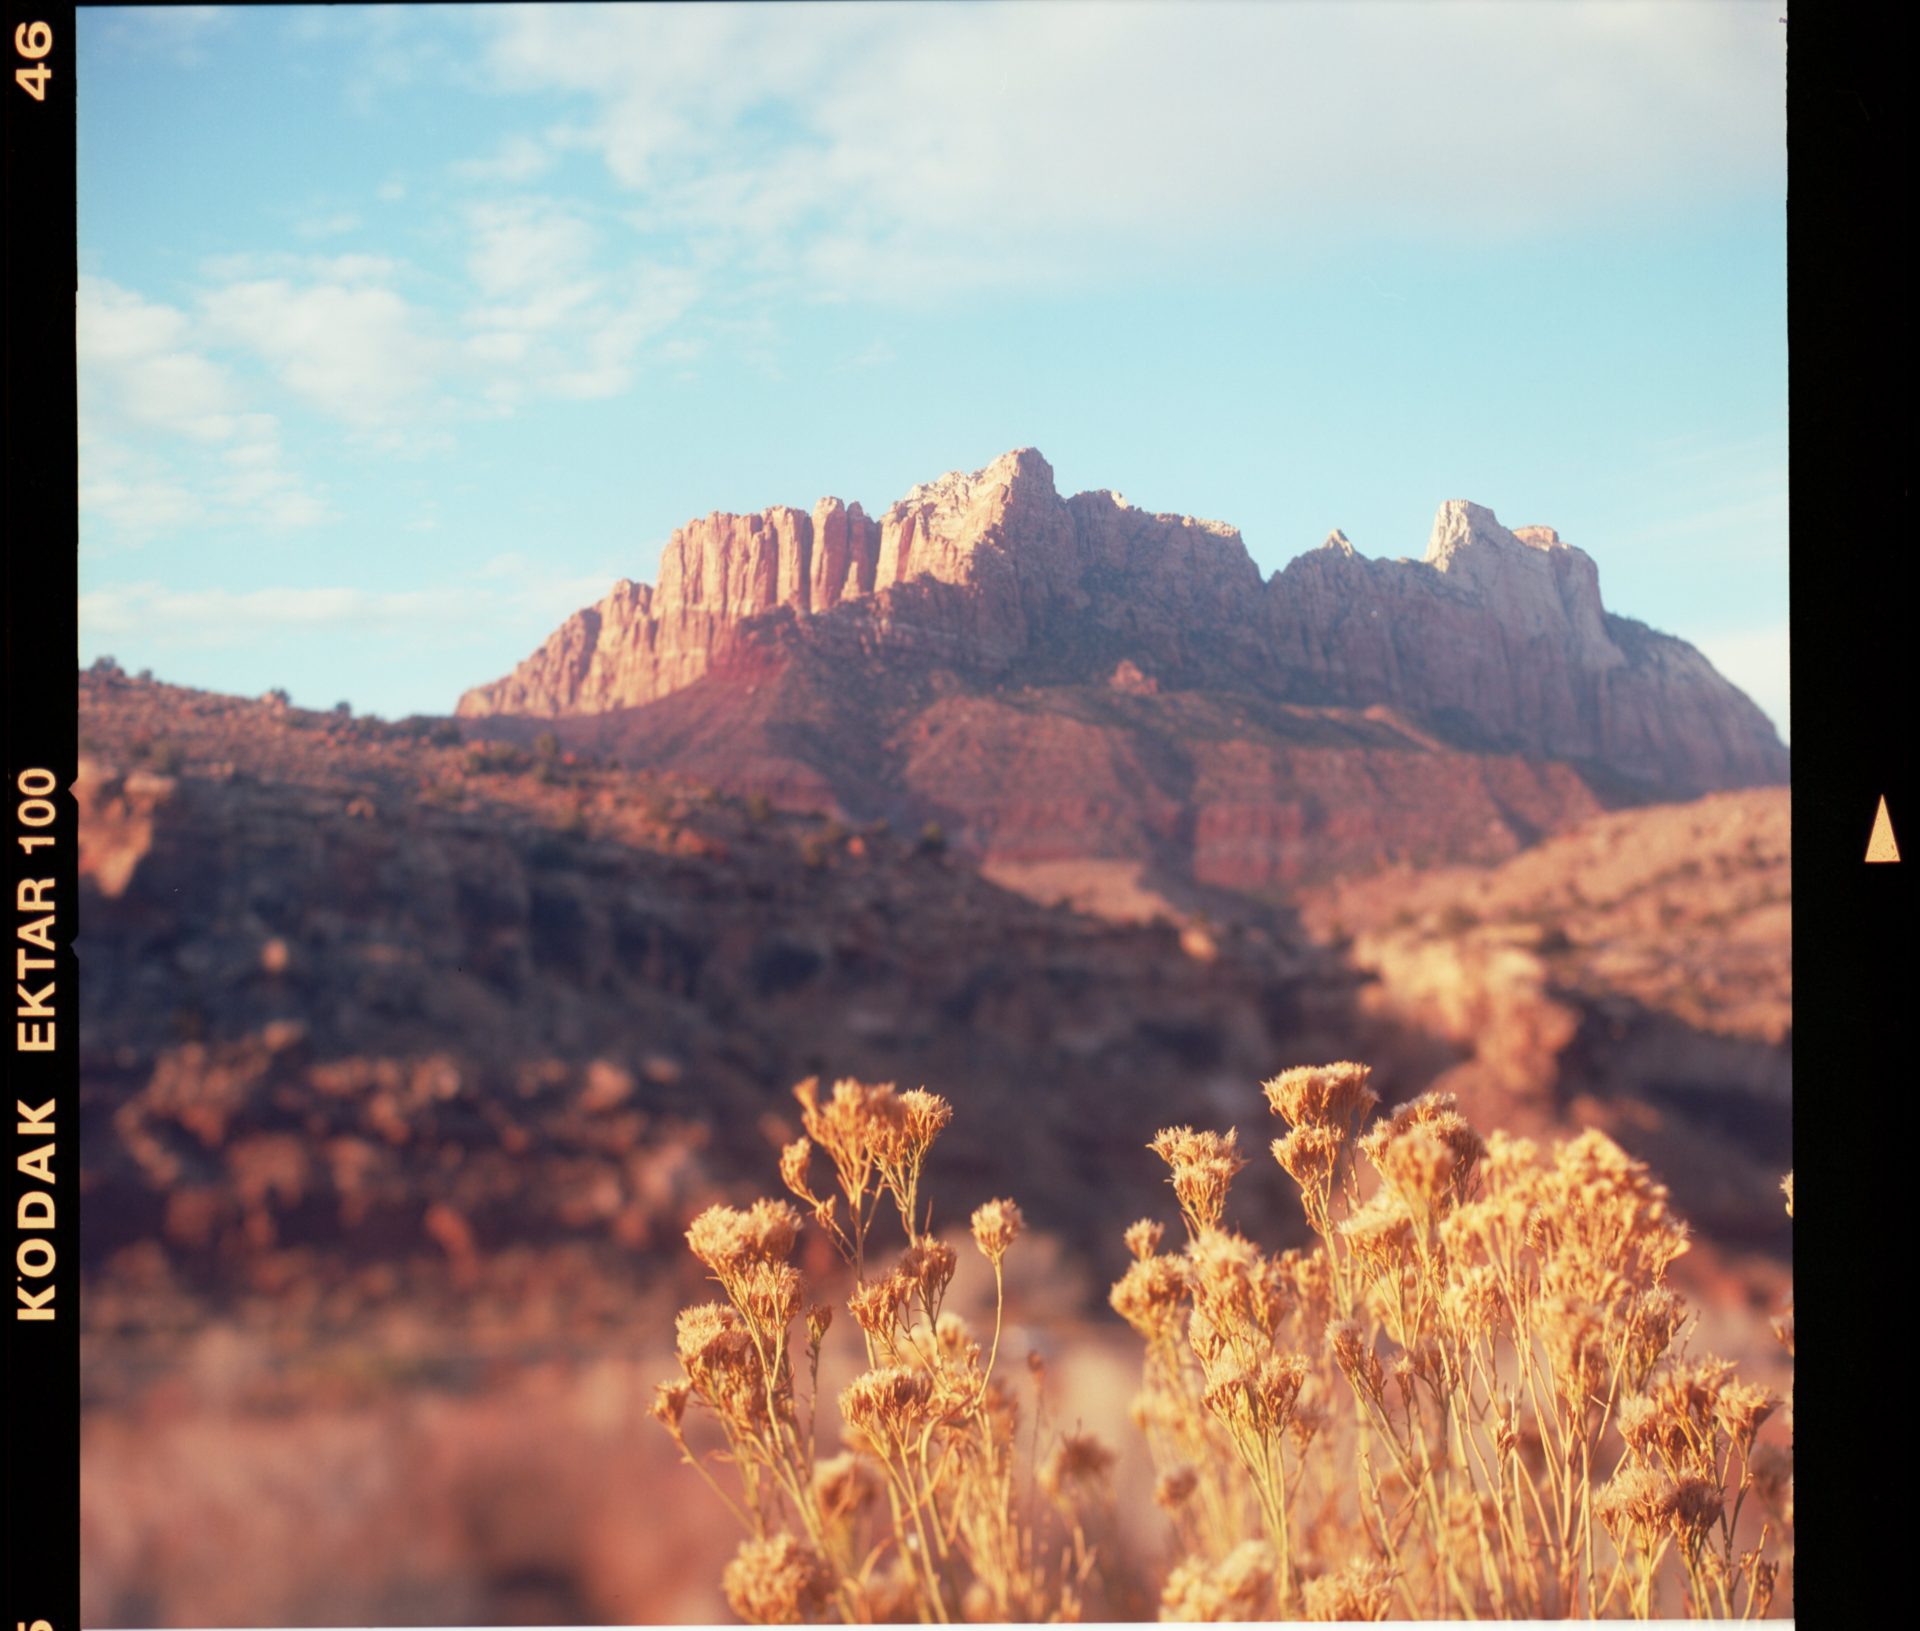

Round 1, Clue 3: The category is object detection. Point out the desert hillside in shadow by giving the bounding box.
[78,663,1788,1625]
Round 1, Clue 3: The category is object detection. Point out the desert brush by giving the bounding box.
[656,1065,1791,1622]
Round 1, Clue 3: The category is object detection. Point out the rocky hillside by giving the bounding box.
[458,451,1787,868]
[76,670,1375,1330]
[77,670,1790,1625]
[78,669,1791,1327]
[1299,787,1790,1245]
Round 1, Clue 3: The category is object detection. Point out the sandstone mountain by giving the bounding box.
[458,450,1786,885]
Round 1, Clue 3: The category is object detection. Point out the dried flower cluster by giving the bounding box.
[1115,1064,1792,1621]
[662,1064,1791,1622]
[659,1078,1111,1623]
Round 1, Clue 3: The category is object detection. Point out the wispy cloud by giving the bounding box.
[454,132,560,185]
[78,277,238,441]
[293,210,363,241]
[94,5,231,68]
[470,0,1786,300]
[201,274,445,429]
[77,277,333,537]
[81,565,621,647]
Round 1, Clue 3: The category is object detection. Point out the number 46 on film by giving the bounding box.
[15,20,52,101]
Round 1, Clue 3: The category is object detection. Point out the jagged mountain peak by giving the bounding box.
[457,452,1786,807]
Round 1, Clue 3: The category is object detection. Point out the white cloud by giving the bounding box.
[81,567,623,647]
[455,133,558,184]
[294,210,363,240]
[77,439,206,539]
[455,196,699,402]
[77,277,236,441]
[465,197,599,297]
[201,275,443,427]
[471,0,1786,299]
[97,5,232,67]
[77,278,332,536]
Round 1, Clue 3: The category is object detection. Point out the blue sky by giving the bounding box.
[76,2,1789,736]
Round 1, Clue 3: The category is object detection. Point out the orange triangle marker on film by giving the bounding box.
[1866,795,1901,863]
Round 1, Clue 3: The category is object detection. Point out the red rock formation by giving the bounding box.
[1265,501,1785,792]
[458,449,1787,823]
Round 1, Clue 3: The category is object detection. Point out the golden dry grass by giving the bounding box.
[658,1067,1791,1622]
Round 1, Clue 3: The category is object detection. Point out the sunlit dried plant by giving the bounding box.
[661,1064,1790,1622]
[659,1078,1110,1622]
[1116,1064,1791,1621]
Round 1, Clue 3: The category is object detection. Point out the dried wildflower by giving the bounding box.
[721,1532,834,1624]
[841,1365,934,1441]
[738,1260,805,1332]
[1110,1252,1188,1338]
[1359,1093,1485,1222]
[791,1077,899,1228]
[1286,1396,1329,1453]
[778,1136,814,1197]
[969,1197,1024,1264]
[900,1234,958,1305]
[1328,1319,1386,1406]
[1714,1379,1778,1449]
[856,1561,921,1624]
[779,1138,837,1229]
[1278,1246,1334,1338]
[1154,1463,1200,1509]
[1492,1391,1521,1458]
[1641,1355,1737,1454]
[1671,1472,1725,1541]
[1150,1126,1249,1231]
[1338,1188,1415,1279]
[650,1377,692,1434]
[1188,1302,1232,1368]
[1186,1227,1290,1340]
[1441,1262,1504,1340]
[1253,1353,1310,1432]
[675,1301,731,1360]
[686,1197,805,1276]
[811,1450,880,1526]
[1538,1294,1607,1419]
[1272,1124,1344,1196]
[898,1087,953,1151]
[1749,1441,1793,1518]
[1262,1061,1379,1136]
[1595,1464,1680,1541]
[1203,1353,1309,1437]
[1038,1431,1116,1502]
[1160,1540,1279,1621]
[1302,1556,1396,1621]
[1623,1285,1687,1382]
[847,1271,911,1341]
[1124,1217,1165,1260]
[805,1301,833,1348]
[1528,1129,1690,1303]
[675,1302,771,1430]
[1615,1393,1670,1459]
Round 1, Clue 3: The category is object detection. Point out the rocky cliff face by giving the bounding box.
[1265,501,1785,792]
[458,449,1786,835]
[456,451,1789,879]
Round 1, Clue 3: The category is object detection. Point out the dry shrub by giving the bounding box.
[659,1064,1792,1622]
[657,1078,1113,1623]
[1121,1062,1790,1621]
